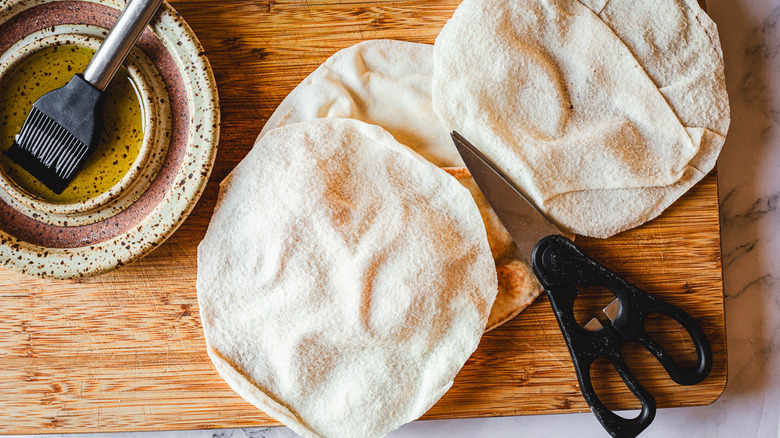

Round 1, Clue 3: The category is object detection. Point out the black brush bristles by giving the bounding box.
[7,108,91,194]
[5,74,104,195]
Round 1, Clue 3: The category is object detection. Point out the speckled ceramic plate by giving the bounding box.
[0,0,219,279]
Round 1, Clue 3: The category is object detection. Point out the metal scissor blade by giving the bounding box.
[450,131,563,262]
[604,298,621,323]
[583,299,623,332]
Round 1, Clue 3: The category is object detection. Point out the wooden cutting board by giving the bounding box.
[0,0,726,434]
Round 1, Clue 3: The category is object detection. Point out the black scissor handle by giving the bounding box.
[537,268,657,438]
[628,292,713,386]
[578,341,657,438]
[531,235,713,438]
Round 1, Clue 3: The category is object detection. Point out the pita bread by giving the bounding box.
[198,118,497,438]
[445,168,543,331]
[260,40,462,168]
[261,40,543,330]
[433,0,729,238]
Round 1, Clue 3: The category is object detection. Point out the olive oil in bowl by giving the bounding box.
[0,44,144,204]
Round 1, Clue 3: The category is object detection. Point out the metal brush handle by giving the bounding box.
[83,0,164,91]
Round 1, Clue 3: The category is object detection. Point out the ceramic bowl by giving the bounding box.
[0,0,220,279]
[0,31,166,223]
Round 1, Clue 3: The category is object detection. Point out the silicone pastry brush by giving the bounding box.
[6,0,163,194]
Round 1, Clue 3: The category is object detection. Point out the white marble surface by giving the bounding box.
[11,0,780,436]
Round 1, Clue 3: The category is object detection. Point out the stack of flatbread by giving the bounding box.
[434,0,729,238]
[197,0,729,437]
[199,119,497,438]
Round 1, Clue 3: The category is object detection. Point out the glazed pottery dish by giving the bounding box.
[0,0,219,279]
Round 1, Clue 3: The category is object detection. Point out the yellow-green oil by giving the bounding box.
[0,44,144,204]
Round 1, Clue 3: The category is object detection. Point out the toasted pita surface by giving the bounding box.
[445,169,543,331]
[261,40,543,330]
[198,119,497,438]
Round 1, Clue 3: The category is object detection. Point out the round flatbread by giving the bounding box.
[446,168,543,331]
[261,40,543,330]
[198,118,497,438]
[260,40,461,167]
[433,0,729,238]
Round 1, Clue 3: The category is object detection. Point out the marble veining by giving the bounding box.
[7,0,780,436]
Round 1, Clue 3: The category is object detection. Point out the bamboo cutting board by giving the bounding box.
[0,0,727,434]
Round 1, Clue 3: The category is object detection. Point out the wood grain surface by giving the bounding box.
[0,0,726,434]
